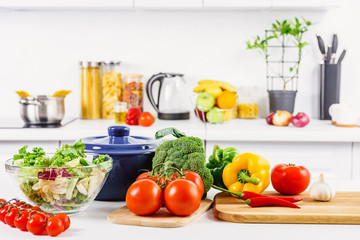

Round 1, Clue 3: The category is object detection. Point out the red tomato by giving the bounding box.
[164,179,202,216]
[46,217,64,237]
[14,210,30,231]
[54,213,70,231]
[136,172,159,183]
[271,163,311,195]
[5,207,19,227]
[183,171,204,196]
[126,179,163,216]
[0,207,10,223]
[27,214,46,235]
[125,108,142,125]
[169,171,204,196]
[138,112,155,127]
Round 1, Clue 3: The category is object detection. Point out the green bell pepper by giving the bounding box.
[206,145,240,189]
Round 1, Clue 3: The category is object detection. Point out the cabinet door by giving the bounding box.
[353,143,360,180]
[206,141,352,179]
[0,0,133,9]
[203,0,271,9]
[0,141,60,199]
[271,0,340,8]
[135,0,202,8]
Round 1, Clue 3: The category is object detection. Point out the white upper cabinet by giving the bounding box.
[134,0,202,8]
[272,0,341,9]
[0,0,133,9]
[203,0,271,9]
[0,0,341,10]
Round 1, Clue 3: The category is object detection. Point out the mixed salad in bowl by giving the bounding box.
[5,140,112,214]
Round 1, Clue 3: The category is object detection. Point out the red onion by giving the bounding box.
[265,112,275,125]
[291,112,310,127]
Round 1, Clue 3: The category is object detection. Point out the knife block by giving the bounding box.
[320,64,341,120]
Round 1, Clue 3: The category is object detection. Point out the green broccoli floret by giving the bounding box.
[152,128,214,193]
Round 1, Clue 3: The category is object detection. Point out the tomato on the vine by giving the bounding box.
[126,179,163,215]
[164,179,201,216]
[138,112,155,127]
[46,217,64,237]
[136,172,159,183]
[5,207,19,227]
[14,210,30,231]
[271,163,311,195]
[54,213,70,231]
[0,207,10,223]
[27,214,46,235]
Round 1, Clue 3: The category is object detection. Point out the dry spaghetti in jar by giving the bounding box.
[101,61,122,119]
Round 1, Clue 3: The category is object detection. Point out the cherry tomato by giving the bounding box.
[27,214,46,235]
[136,172,159,183]
[14,210,30,231]
[0,207,10,223]
[126,179,163,215]
[30,206,41,211]
[271,163,311,195]
[138,112,155,127]
[5,207,19,227]
[183,171,204,196]
[164,179,202,216]
[54,213,70,231]
[46,217,64,237]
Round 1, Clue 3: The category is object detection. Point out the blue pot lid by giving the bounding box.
[82,126,159,155]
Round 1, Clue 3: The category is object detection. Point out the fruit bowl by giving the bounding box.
[191,94,236,124]
[5,154,112,215]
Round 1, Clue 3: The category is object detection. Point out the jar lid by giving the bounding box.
[123,74,143,78]
[79,61,101,67]
[81,126,159,155]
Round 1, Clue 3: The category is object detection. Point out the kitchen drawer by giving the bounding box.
[0,141,60,159]
[206,141,352,179]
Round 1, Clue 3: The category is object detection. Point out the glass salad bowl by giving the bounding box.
[5,154,112,215]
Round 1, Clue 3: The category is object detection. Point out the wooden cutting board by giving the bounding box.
[214,191,360,224]
[108,199,212,228]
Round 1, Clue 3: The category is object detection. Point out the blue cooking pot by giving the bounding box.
[82,126,159,201]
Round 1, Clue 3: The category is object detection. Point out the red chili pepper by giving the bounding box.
[242,191,302,203]
[245,197,300,208]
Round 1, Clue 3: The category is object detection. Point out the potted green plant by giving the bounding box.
[247,17,311,113]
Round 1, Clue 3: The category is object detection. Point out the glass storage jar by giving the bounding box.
[237,86,259,119]
[80,61,101,119]
[113,102,128,124]
[100,61,122,119]
[122,74,144,111]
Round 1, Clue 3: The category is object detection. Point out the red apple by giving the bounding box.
[266,112,275,125]
[291,112,310,127]
[194,107,207,122]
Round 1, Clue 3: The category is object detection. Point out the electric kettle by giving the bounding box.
[146,73,190,120]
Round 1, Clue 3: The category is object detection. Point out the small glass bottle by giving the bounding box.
[113,102,128,124]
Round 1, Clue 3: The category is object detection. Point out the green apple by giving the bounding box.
[196,92,215,112]
[206,108,225,124]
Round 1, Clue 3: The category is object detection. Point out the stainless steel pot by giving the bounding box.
[19,95,65,125]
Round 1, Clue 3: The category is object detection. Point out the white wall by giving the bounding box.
[0,2,359,119]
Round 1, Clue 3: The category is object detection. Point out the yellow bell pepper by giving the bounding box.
[222,153,270,194]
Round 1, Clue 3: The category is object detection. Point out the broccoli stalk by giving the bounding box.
[152,128,214,194]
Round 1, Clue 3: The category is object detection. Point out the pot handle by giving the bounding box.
[19,99,40,105]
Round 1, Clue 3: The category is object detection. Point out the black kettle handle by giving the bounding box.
[146,73,166,112]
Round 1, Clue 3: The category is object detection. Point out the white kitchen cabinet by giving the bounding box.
[206,141,352,179]
[203,0,271,10]
[0,0,133,10]
[271,0,341,9]
[134,0,202,9]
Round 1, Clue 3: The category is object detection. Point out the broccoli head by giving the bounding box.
[152,128,214,193]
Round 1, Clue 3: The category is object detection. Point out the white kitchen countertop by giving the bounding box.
[1,176,360,240]
[0,118,360,142]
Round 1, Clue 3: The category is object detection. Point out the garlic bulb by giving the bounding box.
[309,173,336,201]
